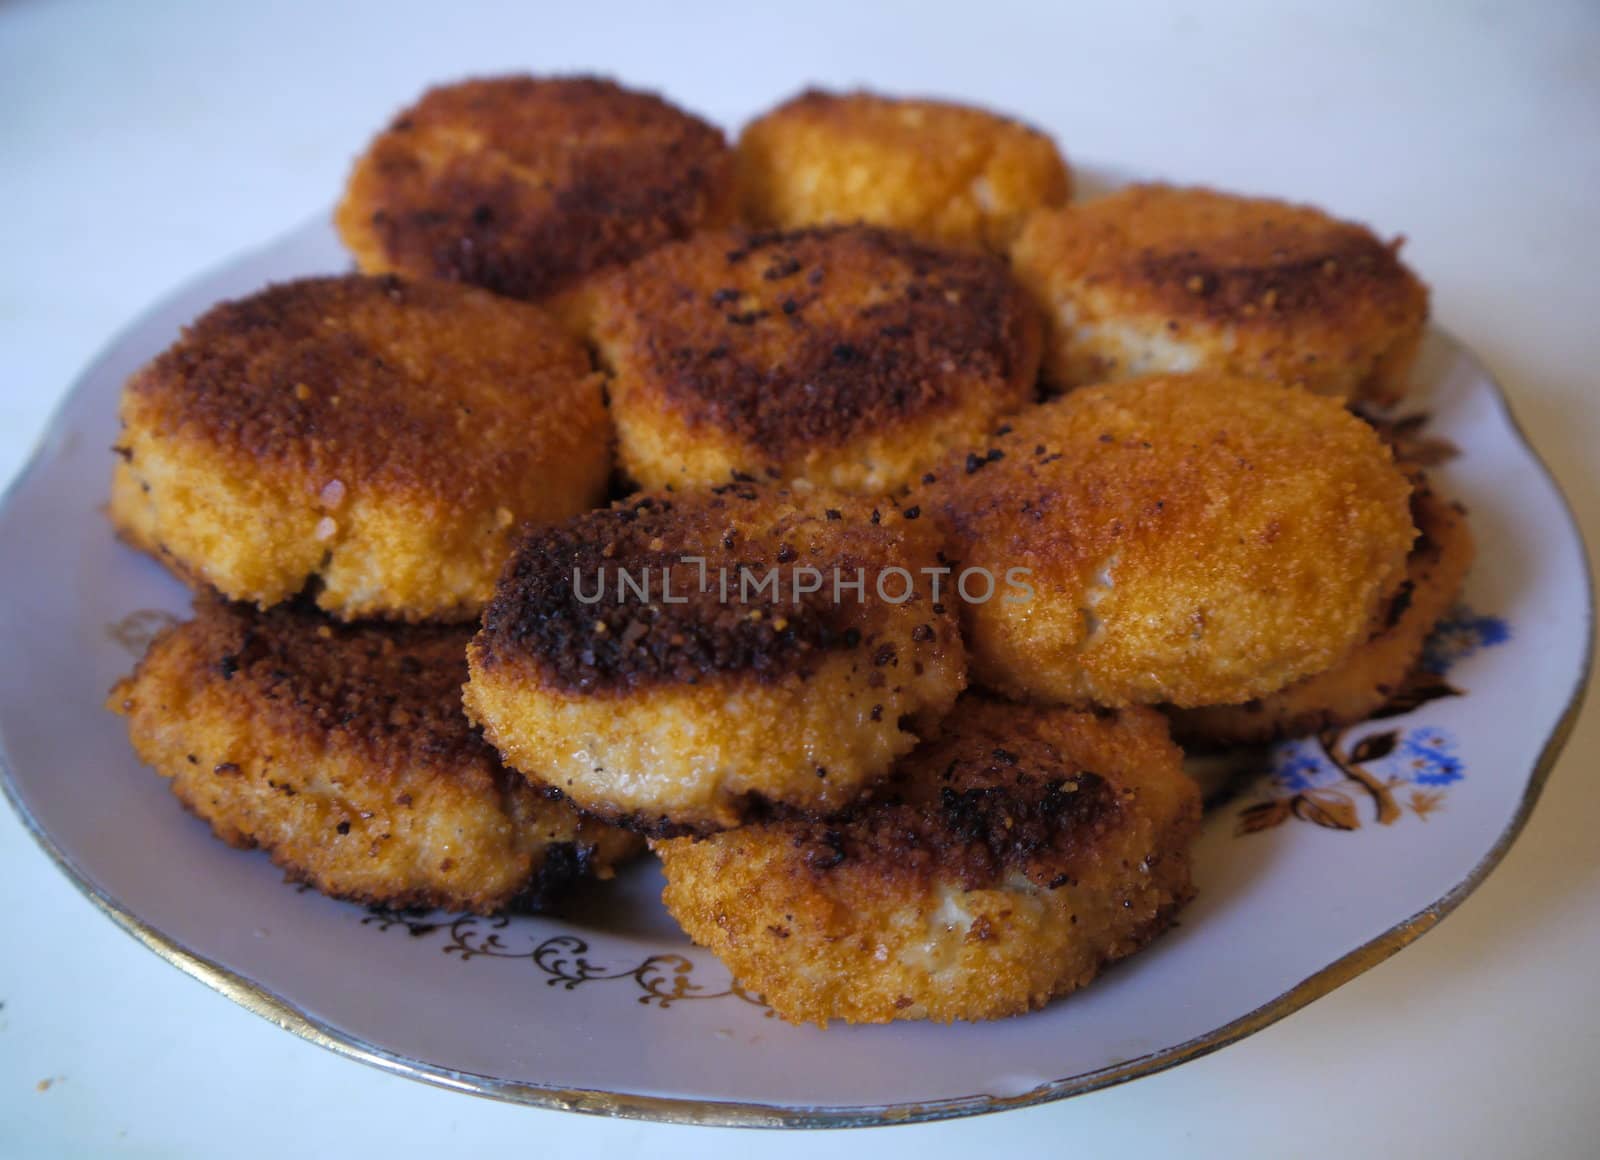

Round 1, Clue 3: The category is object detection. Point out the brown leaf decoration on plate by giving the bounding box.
[1236,799,1293,835]
[1292,790,1360,831]
[1409,789,1445,820]
[1348,730,1398,765]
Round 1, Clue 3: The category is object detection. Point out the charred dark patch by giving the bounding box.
[355,76,734,302]
[473,491,878,695]
[158,594,492,777]
[781,699,1126,891]
[600,225,1036,454]
[1130,227,1416,325]
[508,840,599,911]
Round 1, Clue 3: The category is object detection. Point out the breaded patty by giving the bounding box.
[109,598,640,914]
[924,374,1417,708]
[1010,184,1430,403]
[337,75,737,328]
[110,275,610,623]
[1169,480,1473,746]
[464,487,966,835]
[737,89,1071,251]
[590,225,1041,495]
[655,696,1200,1025]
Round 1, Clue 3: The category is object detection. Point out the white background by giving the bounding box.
[3,1,1599,1155]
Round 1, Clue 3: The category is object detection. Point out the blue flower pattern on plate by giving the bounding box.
[1421,606,1511,676]
[1391,726,1464,786]
[1270,740,1333,792]
[1243,605,1508,834]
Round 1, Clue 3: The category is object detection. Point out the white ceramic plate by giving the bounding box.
[0,216,1590,1128]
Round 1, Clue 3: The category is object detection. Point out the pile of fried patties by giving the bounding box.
[108,77,1472,1027]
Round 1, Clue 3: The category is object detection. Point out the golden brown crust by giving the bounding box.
[337,75,737,306]
[923,373,1417,707]
[109,274,611,621]
[737,89,1071,251]
[464,486,967,833]
[1010,184,1430,401]
[656,697,1200,1024]
[591,224,1041,493]
[118,276,593,489]
[1169,480,1474,746]
[109,598,640,914]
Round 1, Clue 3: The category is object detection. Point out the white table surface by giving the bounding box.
[4,1,1599,1154]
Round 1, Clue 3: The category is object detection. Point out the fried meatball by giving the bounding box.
[655,696,1200,1025]
[1010,184,1430,403]
[109,598,640,914]
[109,275,610,623]
[736,89,1071,252]
[1169,480,1473,746]
[924,373,1417,708]
[464,487,966,835]
[336,75,737,328]
[590,225,1041,495]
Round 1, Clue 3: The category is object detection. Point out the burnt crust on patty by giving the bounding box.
[1128,225,1417,330]
[464,485,968,832]
[110,597,640,914]
[337,75,737,304]
[162,597,489,769]
[593,225,1040,456]
[780,705,1124,891]
[473,488,935,695]
[653,696,1201,1024]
